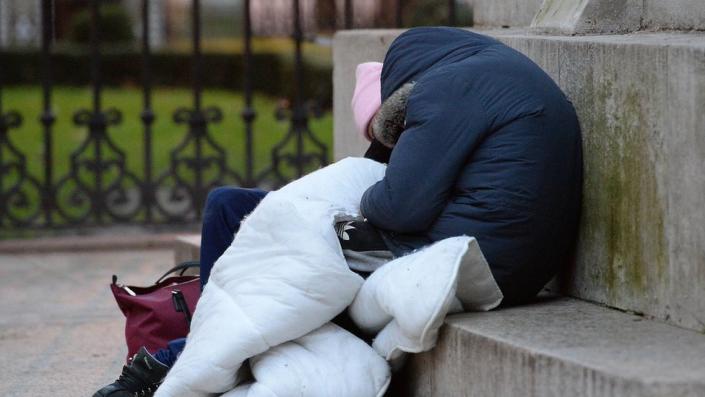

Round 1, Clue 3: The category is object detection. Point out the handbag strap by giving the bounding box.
[155,260,200,284]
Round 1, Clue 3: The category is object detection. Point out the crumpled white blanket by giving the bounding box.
[155,158,503,397]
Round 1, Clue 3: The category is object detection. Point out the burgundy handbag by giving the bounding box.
[111,261,201,361]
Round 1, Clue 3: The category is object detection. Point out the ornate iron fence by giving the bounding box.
[0,0,457,230]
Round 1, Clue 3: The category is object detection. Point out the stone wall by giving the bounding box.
[496,31,705,331]
[469,0,544,28]
[643,0,705,31]
[532,0,705,34]
[333,30,402,160]
[460,0,705,34]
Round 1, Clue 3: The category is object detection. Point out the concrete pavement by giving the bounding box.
[0,249,172,397]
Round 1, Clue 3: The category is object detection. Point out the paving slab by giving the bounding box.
[0,249,172,397]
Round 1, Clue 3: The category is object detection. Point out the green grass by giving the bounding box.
[2,85,333,186]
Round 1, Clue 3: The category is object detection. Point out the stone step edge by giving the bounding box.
[399,297,705,396]
[0,232,181,254]
[173,234,201,264]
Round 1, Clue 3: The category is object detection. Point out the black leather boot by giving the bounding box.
[93,347,169,397]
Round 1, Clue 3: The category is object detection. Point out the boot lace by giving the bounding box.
[115,364,159,396]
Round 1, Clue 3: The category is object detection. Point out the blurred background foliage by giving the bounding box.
[2,0,473,108]
[68,3,135,45]
[0,0,472,231]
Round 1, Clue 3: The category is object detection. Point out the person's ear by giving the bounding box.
[366,119,375,141]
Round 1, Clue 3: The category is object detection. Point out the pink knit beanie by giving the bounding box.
[351,62,383,141]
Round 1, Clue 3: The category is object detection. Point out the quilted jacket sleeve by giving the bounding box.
[360,72,490,233]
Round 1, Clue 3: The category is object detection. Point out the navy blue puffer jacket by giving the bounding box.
[360,28,583,304]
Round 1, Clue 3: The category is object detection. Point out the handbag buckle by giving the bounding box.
[171,289,193,326]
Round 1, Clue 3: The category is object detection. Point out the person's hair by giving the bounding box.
[371,82,416,148]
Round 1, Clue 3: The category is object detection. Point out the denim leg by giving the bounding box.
[151,337,187,368]
[199,187,268,287]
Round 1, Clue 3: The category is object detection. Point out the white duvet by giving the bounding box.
[155,158,503,397]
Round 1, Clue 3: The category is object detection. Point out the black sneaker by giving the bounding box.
[335,220,389,253]
[336,220,393,274]
[93,347,169,397]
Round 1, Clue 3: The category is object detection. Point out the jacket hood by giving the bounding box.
[370,81,416,148]
[380,27,499,101]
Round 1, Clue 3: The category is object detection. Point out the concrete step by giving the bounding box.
[0,232,179,254]
[172,234,201,277]
[173,234,201,264]
[398,297,705,397]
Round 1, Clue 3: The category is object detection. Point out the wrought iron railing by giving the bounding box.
[0,0,458,230]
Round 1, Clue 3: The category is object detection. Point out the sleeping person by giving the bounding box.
[94,27,582,397]
[359,27,582,306]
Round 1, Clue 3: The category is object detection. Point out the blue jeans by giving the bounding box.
[153,187,268,366]
[199,187,269,286]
